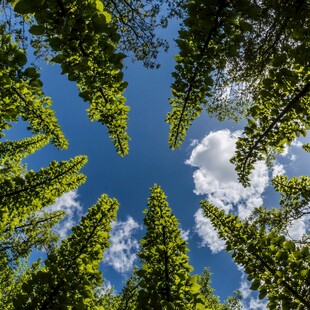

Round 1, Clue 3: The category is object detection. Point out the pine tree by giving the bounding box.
[136,184,204,309]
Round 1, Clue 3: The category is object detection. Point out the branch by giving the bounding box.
[172,0,228,148]
[242,81,310,174]
[0,157,85,199]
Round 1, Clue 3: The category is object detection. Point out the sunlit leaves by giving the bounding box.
[167,0,251,149]
[167,0,310,167]
[0,26,68,149]
[136,184,203,309]
[14,194,119,309]
[201,201,310,309]
[252,175,310,238]
[10,0,130,156]
[0,155,87,237]
[232,79,310,186]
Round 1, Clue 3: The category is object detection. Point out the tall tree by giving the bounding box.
[167,0,310,162]
[6,0,130,156]
[201,201,310,309]
[0,24,68,149]
[13,194,119,309]
[197,268,243,310]
[135,184,204,309]
[251,174,310,243]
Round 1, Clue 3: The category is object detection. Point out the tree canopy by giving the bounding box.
[0,0,309,308]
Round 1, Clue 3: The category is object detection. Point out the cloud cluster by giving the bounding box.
[186,130,269,252]
[194,209,226,253]
[180,227,190,241]
[46,190,83,239]
[103,217,142,274]
[287,216,310,240]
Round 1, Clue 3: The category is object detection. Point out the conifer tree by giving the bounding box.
[13,194,119,309]
[136,184,204,309]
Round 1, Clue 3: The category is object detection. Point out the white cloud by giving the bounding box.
[272,163,285,178]
[194,209,226,253]
[287,216,310,240]
[291,140,303,148]
[280,144,289,156]
[186,130,268,217]
[180,227,190,241]
[187,130,269,252]
[248,297,268,310]
[46,190,82,239]
[279,139,302,159]
[103,217,142,274]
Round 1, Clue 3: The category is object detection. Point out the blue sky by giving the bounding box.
[6,21,309,309]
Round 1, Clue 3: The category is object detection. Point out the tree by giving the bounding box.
[201,201,310,309]
[102,0,186,69]
[5,0,129,156]
[2,0,309,308]
[167,0,310,162]
[197,268,243,310]
[13,194,119,309]
[0,24,68,149]
[135,184,212,309]
[167,0,310,306]
[117,266,140,310]
[250,175,310,243]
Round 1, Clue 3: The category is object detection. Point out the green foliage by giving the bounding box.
[0,211,64,264]
[2,0,309,308]
[0,25,68,149]
[251,175,310,241]
[201,201,310,309]
[102,0,186,69]
[0,134,50,179]
[167,0,250,149]
[117,266,140,310]
[167,0,310,160]
[0,155,87,237]
[13,194,119,309]
[136,184,204,309]
[197,268,243,310]
[8,0,130,156]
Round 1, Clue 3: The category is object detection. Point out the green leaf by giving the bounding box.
[29,25,45,35]
[95,0,104,11]
[259,287,267,299]
[102,11,111,23]
[14,0,35,14]
[250,279,260,290]
[15,50,27,66]
[24,67,37,78]
[190,283,201,293]
[300,270,308,277]
[92,14,108,33]
[49,37,62,51]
